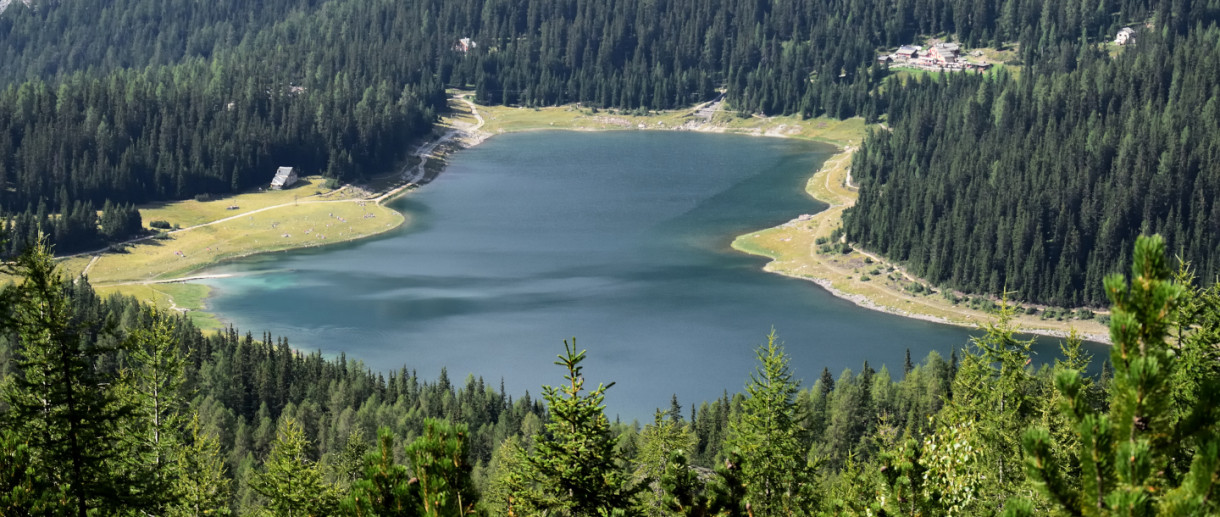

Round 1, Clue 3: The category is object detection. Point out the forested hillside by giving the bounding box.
[0,0,452,255]
[2,0,1220,513]
[3,235,1219,514]
[845,6,1220,306]
[0,0,1172,260]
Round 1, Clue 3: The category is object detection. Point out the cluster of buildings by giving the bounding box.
[454,37,477,53]
[881,27,1136,72]
[877,42,992,72]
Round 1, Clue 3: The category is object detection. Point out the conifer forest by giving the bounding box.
[2,0,1220,515]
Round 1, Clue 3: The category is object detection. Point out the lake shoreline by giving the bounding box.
[99,93,1107,344]
[461,100,1109,343]
[363,100,1117,343]
[727,145,1111,345]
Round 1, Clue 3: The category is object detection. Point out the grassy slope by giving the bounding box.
[93,283,221,331]
[51,177,406,330]
[86,201,402,284]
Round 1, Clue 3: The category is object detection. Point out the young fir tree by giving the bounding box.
[405,418,477,517]
[1014,235,1220,516]
[633,410,696,515]
[659,448,750,517]
[118,307,188,510]
[169,414,233,517]
[510,339,639,516]
[723,329,818,516]
[0,237,135,515]
[924,297,1041,513]
[341,427,417,517]
[251,418,339,516]
[659,450,706,517]
[480,436,532,516]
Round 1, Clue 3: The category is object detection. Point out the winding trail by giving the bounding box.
[376,96,484,204]
[81,254,100,277]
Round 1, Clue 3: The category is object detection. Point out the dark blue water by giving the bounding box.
[200,132,1103,419]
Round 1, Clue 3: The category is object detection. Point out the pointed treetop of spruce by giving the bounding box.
[554,337,615,395]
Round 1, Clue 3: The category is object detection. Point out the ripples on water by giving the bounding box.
[201,131,1104,419]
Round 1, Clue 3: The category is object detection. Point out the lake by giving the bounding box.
[199,131,1104,419]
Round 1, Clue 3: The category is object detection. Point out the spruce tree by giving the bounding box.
[118,307,188,510]
[169,414,233,517]
[510,339,638,516]
[659,449,706,517]
[723,329,817,516]
[251,418,339,516]
[0,238,134,516]
[634,411,696,514]
[342,427,417,517]
[405,418,476,517]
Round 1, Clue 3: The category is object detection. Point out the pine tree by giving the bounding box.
[342,427,417,517]
[723,329,817,516]
[0,237,134,516]
[1015,236,1220,514]
[480,436,532,516]
[818,367,834,397]
[118,307,188,510]
[923,298,1040,513]
[251,418,339,516]
[169,414,233,517]
[659,450,707,517]
[405,418,476,517]
[1015,235,1220,516]
[510,339,639,516]
[634,411,696,514]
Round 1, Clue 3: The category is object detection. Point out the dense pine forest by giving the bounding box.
[844,7,1220,306]
[0,0,1182,270]
[3,234,1219,514]
[3,0,1220,514]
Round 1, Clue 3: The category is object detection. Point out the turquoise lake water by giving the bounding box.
[199,131,1105,419]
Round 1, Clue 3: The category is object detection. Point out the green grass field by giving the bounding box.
[138,176,358,229]
[87,200,403,284]
[94,283,223,331]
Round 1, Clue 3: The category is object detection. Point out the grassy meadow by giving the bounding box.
[87,201,402,284]
[16,174,410,331]
[474,97,869,147]
[93,283,222,331]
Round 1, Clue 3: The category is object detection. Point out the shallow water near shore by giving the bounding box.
[199,131,1107,420]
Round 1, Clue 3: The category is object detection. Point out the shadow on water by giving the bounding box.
[199,131,1111,419]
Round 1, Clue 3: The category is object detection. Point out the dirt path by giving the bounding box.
[107,273,237,286]
[81,254,100,276]
[375,96,484,204]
